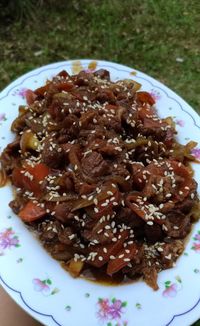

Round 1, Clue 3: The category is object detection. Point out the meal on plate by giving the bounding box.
[0,68,199,290]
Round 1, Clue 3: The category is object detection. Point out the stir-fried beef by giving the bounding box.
[0,68,199,290]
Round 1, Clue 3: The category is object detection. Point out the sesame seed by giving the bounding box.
[93,198,98,205]
[165,254,172,260]
[101,202,108,207]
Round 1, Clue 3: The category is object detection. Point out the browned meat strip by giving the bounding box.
[81,151,109,177]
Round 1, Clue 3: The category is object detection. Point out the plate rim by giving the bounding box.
[0,59,200,326]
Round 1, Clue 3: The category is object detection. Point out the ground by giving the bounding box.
[0,0,200,324]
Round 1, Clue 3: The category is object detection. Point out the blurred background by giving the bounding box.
[0,0,199,325]
[0,0,199,114]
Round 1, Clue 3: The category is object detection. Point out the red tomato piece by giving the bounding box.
[19,201,46,222]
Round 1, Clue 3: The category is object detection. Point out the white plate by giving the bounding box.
[0,59,200,326]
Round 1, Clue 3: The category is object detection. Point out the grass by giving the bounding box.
[0,0,200,324]
[0,0,200,114]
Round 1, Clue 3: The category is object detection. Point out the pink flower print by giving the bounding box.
[96,298,128,324]
[194,233,200,241]
[192,148,200,160]
[32,278,51,295]
[0,113,6,121]
[109,300,123,319]
[16,88,28,99]
[97,298,111,321]
[149,89,161,102]
[0,228,20,251]
[192,242,200,253]
[175,119,185,127]
[163,283,178,298]
[84,68,95,73]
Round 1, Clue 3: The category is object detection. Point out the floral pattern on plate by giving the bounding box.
[149,89,161,101]
[96,297,128,325]
[0,59,200,326]
[191,148,200,160]
[191,230,200,252]
[33,278,59,296]
[0,228,20,255]
[0,113,7,122]
[175,119,185,127]
[12,87,28,99]
[162,276,182,298]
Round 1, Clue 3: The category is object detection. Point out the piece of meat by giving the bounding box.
[41,139,64,168]
[175,198,195,214]
[81,151,109,178]
[115,207,144,229]
[58,227,77,245]
[58,172,75,192]
[143,266,159,290]
[9,195,26,214]
[144,224,163,243]
[54,203,75,223]
[0,139,21,173]
[49,243,73,261]
[163,210,191,238]
[94,69,110,80]
[159,240,184,269]
[95,89,115,104]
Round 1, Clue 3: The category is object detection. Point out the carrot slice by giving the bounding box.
[136,91,155,106]
[12,163,50,196]
[107,242,139,274]
[87,230,129,268]
[19,201,46,222]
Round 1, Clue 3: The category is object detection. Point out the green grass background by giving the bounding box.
[0,0,199,114]
[0,0,200,325]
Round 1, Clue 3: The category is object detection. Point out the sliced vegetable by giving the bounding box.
[12,163,50,196]
[71,183,118,212]
[87,230,129,268]
[136,91,155,106]
[107,242,139,274]
[20,130,40,153]
[0,167,7,187]
[19,201,46,222]
[169,160,194,200]
[67,259,84,277]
